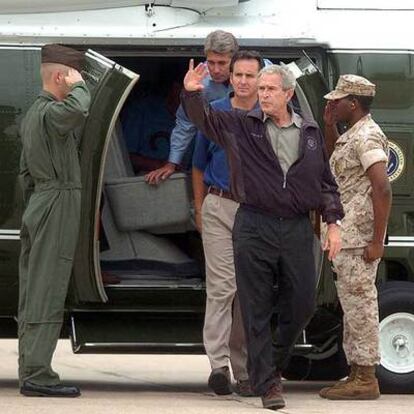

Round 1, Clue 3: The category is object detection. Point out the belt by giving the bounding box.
[240,203,307,221]
[34,180,82,192]
[207,186,235,201]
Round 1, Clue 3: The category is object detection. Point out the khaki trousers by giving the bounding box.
[333,249,381,366]
[201,193,248,380]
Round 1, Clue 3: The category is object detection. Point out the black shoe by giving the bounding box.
[20,381,81,398]
[208,366,232,395]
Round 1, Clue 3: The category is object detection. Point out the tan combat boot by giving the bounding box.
[319,364,356,399]
[325,365,380,400]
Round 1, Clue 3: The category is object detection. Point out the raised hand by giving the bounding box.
[183,59,208,92]
[324,101,337,127]
[65,68,84,87]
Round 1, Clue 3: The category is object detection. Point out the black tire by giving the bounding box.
[283,345,349,381]
[378,281,414,394]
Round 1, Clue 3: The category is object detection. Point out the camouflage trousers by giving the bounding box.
[332,249,381,366]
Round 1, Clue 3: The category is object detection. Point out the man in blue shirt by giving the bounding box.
[145,30,238,184]
[192,51,264,396]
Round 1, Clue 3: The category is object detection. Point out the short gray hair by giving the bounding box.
[204,30,239,56]
[258,64,296,90]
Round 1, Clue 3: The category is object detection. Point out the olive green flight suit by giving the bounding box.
[18,82,91,386]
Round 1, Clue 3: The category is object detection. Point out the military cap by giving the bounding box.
[41,44,85,72]
[324,74,376,100]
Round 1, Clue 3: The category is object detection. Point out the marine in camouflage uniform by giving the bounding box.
[18,44,91,398]
[320,75,392,400]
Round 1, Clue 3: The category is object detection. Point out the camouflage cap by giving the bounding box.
[324,74,376,100]
[41,44,85,72]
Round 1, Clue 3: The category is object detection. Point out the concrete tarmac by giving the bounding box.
[0,339,412,414]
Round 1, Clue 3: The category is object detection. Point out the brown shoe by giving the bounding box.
[234,379,256,397]
[319,364,356,399]
[261,373,285,410]
[325,365,380,400]
[208,366,232,395]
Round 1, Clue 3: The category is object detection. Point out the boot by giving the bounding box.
[325,365,380,400]
[319,364,356,399]
[261,371,285,411]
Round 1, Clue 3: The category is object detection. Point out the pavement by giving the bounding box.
[0,339,413,414]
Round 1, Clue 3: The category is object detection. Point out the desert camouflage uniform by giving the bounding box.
[330,113,388,366]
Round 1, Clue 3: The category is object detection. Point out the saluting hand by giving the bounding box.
[65,68,84,87]
[183,59,208,92]
[323,101,337,127]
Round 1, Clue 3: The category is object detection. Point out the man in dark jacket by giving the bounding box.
[182,61,344,410]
